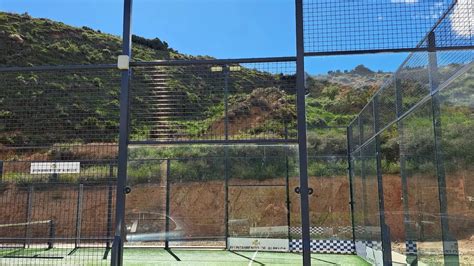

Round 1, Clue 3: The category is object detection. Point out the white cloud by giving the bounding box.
[391,0,419,3]
[451,0,474,37]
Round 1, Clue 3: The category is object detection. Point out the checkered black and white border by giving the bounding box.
[289,239,355,254]
[290,227,325,234]
[289,226,354,235]
[365,240,382,250]
[355,240,383,250]
[406,240,417,255]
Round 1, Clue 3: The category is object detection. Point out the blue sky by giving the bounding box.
[1,0,451,74]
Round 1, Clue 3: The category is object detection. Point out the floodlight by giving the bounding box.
[229,65,241,72]
[211,66,223,72]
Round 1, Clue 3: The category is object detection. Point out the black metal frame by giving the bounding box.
[428,32,460,265]
[111,0,133,265]
[115,0,473,265]
[373,94,392,265]
[1,0,472,265]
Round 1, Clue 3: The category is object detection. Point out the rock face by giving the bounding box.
[8,33,24,44]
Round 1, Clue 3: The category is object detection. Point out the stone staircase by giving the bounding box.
[136,68,191,140]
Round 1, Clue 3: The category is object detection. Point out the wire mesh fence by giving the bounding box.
[0,0,473,265]
[129,59,297,144]
[0,65,120,265]
[303,0,474,54]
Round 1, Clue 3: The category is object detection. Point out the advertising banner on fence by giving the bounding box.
[30,162,81,174]
[228,237,289,252]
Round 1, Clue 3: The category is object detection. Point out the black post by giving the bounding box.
[373,95,392,265]
[395,75,418,264]
[295,0,311,264]
[106,163,114,249]
[0,160,3,182]
[47,220,55,249]
[111,0,133,265]
[165,159,171,249]
[285,125,292,241]
[74,183,84,249]
[24,186,33,249]
[359,118,369,226]
[428,32,459,264]
[224,67,230,142]
[223,67,230,249]
[346,126,357,245]
[106,182,113,249]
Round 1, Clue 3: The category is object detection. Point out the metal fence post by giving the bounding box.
[165,159,171,249]
[373,94,392,265]
[224,147,230,249]
[74,183,84,249]
[358,118,368,226]
[106,163,114,250]
[47,220,55,249]
[224,67,230,142]
[111,0,133,265]
[428,32,459,264]
[285,125,292,242]
[223,67,230,249]
[0,160,3,183]
[295,0,311,264]
[24,185,34,248]
[395,74,418,264]
[346,126,357,246]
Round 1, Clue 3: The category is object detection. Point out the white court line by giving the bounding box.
[248,250,259,266]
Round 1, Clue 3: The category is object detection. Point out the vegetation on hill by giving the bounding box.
[1,12,471,185]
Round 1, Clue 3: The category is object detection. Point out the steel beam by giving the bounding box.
[346,126,357,245]
[295,0,311,265]
[0,64,117,73]
[129,56,296,67]
[373,95,392,265]
[128,139,298,145]
[165,159,171,249]
[285,126,292,242]
[428,32,459,265]
[111,0,133,265]
[395,75,418,264]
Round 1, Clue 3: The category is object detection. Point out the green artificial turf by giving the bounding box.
[0,247,370,265]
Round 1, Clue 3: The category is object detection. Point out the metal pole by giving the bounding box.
[346,126,357,245]
[428,32,459,264]
[373,94,392,265]
[224,67,230,249]
[106,163,114,249]
[25,186,33,248]
[111,0,133,265]
[285,126,291,242]
[295,0,311,264]
[395,75,417,264]
[74,183,84,249]
[224,149,229,249]
[0,160,3,183]
[224,67,230,142]
[359,118,369,226]
[48,220,55,249]
[165,159,171,249]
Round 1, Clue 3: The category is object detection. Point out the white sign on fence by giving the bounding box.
[228,237,289,252]
[30,162,81,174]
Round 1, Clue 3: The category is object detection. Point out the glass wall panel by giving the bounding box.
[438,64,474,265]
[308,127,352,243]
[401,99,444,264]
[379,124,411,263]
[352,140,382,264]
